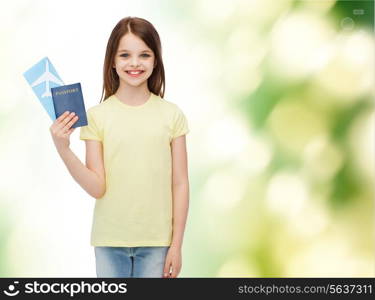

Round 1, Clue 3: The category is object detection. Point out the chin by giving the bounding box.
[121,79,146,87]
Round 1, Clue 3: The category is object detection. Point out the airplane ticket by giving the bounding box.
[23,57,65,121]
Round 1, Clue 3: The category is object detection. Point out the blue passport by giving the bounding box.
[51,83,88,128]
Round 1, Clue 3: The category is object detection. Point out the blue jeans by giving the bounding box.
[94,246,170,278]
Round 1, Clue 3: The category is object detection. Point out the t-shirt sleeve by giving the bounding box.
[80,108,102,141]
[171,105,189,139]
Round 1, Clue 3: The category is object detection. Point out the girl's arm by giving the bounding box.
[50,112,106,199]
[163,135,189,278]
[170,135,190,248]
[57,142,106,199]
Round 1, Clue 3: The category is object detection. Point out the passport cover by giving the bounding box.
[23,57,64,121]
[51,83,88,128]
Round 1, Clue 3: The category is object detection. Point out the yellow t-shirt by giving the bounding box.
[79,92,189,247]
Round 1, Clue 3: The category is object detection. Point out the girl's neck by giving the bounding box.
[115,83,151,105]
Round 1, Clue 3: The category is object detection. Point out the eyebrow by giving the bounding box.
[118,49,152,53]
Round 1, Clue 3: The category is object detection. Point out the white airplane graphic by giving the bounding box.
[31,59,64,98]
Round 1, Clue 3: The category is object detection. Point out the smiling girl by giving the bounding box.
[49,16,190,278]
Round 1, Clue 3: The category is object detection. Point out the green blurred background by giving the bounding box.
[0,0,374,277]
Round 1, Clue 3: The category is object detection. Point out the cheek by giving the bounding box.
[115,60,126,69]
[146,59,155,69]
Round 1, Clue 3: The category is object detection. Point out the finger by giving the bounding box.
[51,111,70,131]
[67,115,79,128]
[163,268,169,278]
[171,266,177,278]
[68,127,75,135]
[58,112,76,127]
[61,115,78,133]
[163,261,171,278]
[54,114,74,133]
[172,263,181,278]
[57,111,70,122]
[163,258,170,274]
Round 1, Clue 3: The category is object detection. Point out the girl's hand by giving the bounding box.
[49,111,79,151]
[163,245,182,278]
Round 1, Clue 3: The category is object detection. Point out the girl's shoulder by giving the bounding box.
[86,96,115,115]
[154,95,185,114]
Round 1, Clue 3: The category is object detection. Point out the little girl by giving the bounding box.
[49,16,190,278]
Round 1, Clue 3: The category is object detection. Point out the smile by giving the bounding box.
[126,70,144,77]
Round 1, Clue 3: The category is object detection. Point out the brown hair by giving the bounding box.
[100,17,165,103]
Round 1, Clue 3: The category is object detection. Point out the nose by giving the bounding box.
[130,56,140,67]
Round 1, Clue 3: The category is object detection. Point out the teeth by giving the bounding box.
[128,71,142,74]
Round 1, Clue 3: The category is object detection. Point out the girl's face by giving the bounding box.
[113,33,156,87]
